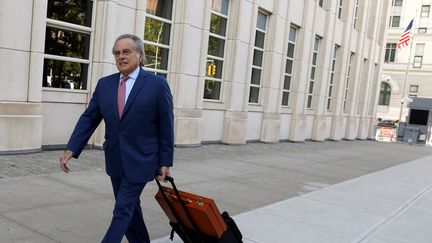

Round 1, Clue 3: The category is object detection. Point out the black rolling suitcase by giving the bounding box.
[155,176,243,243]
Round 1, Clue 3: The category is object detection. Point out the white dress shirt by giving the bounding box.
[119,66,140,103]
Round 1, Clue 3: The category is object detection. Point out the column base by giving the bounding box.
[260,112,281,143]
[222,111,247,145]
[174,108,202,146]
[345,116,359,140]
[289,114,307,142]
[311,115,329,141]
[0,102,43,154]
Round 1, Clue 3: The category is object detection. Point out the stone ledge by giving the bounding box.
[0,102,42,115]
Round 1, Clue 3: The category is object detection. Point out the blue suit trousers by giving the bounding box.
[102,177,150,243]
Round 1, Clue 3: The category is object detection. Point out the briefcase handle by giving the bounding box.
[165,175,174,183]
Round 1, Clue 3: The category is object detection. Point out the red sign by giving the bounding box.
[375,126,397,142]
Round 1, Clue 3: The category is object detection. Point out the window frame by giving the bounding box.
[204,1,230,101]
[282,25,298,107]
[392,0,403,6]
[421,5,430,17]
[378,82,391,106]
[418,27,427,34]
[249,10,268,104]
[327,45,339,111]
[413,56,423,68]
[353,0,359,29]
[409,85,418,93]
[389,16,400,28]
[384,43,397,63]
[306,36,321,109]
[143,2,174,78]
[43,0,95,91]
[343,52,354,112]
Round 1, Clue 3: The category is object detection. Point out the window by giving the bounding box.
[409,85,418,93]
[338,0,343,19]
[307,36,321,109]
[144,0,174,78]
[421,5,430,17]
[353,0,359,29]
[378,82,391,106]
[413,56,423,68]
[389,16,400,27]
[43,0,93,90]
[408,84,418,99]
[282,26,297,107]
[392,0,402,6]
[327,45,338,111]
[418,28,427,34]
[384,43,397,63]
[249,11,268,104]
[343,52,354,111]
[319,0,324,7]
[204,0,229,100]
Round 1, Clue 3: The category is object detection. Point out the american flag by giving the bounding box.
[397,19,414,49]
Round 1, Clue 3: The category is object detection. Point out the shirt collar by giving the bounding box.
[120,66,140,82]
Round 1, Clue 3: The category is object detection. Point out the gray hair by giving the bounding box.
[112,34,146,66]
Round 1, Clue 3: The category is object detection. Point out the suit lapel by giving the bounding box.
[122,68,149,118]
[111,73,121,120]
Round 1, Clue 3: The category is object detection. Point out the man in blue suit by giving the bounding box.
[59,34,174,243]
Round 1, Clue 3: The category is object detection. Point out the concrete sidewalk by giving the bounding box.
[1,140,431,243]
[213,155,432,243]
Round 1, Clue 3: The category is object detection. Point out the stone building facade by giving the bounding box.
[0,0,390,153]
[377,0,432,122]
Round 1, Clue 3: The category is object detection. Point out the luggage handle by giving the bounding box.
[155,175,205,243]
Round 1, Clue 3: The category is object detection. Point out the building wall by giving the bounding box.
[378,0,432,122]
[0,0,390,153]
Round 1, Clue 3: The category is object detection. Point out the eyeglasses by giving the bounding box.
[113,49,135,57]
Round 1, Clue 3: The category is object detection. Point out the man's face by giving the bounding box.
[113,38,141,75]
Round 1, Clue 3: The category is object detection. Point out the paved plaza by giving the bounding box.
[1,140,432,242]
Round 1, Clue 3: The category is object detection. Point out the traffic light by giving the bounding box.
[207,63,216,77]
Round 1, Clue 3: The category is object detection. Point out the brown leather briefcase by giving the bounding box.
[155,183,227,238]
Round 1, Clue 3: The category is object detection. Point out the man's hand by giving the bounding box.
[59,150,74,173]
[156,166,170,182]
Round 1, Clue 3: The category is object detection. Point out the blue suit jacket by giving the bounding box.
[66,68,174,183]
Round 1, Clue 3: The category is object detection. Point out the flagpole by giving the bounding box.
[397,34,414,124]
[397,13,417,125]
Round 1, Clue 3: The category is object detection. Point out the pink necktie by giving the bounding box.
[117,75,129,118]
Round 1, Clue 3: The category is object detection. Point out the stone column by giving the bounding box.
[289,0,315,142]
[311,1,336,141]
[220,0,255,144]
[258,0,289,143]
[329,0,355,141]
[170,0,212,146]
[0,0,43,153]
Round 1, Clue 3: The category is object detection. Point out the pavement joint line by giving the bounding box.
[0,213,61,242]
[302,182,326,190]
[356,182,432,242]
[242,237,260,243]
